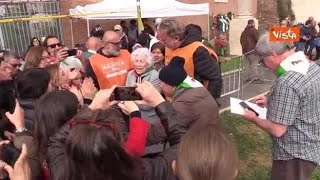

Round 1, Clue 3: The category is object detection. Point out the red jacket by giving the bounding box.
[123,117,150,157]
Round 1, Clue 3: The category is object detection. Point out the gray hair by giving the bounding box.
[255,33,295,57]
[131,48,153,67]
[158,18,186,40]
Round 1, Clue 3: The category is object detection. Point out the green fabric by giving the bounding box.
[172,76,203,102]
[275,65,286,77]
[142,66,154,76]
[176,81,192,91]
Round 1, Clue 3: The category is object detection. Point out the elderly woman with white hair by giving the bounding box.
[126,47,160,91]
[126,47,164,155]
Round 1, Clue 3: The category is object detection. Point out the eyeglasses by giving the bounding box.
[8,63,22,68]
[69,119,116,134]
[259,56,268,68]
[47,43,61,48]
[106,41,121,46]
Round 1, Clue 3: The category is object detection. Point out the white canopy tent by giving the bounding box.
[69,0,209,19]
[69,0,210,44]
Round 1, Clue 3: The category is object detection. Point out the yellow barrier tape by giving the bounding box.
[0,15,69,23]
[0,10,139,23]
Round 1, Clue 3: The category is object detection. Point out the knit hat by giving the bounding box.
[159,56,187,86]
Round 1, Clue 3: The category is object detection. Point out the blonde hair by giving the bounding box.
[177,122,238,180]
[45,64,60,89]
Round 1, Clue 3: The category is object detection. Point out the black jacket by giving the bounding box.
[181,27,222,98]
[47,102,186,180]
[20,99,36,130]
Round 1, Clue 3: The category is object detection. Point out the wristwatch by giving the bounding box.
[15,127,28,133]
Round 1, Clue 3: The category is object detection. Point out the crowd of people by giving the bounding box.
[0,17,229,180]
[0,15,319,180]
[280,16,320,61]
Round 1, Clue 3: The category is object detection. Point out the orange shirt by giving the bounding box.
[89,50,133,89]
[165,41,218,85]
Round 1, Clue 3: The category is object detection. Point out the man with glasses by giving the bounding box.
[43,35,83,64]
[86,31,132,89]
[1,51,21,78]
[158,18,222,100]
[43,35,67,62]
[243,33,320,180]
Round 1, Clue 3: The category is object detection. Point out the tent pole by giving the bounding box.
[87,19,90,37]
[70,18,75,47]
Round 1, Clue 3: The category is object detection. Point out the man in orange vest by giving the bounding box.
[158,18,222,99]
[86,31,133,89]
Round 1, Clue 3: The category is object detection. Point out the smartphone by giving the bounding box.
[114,87,142,101]
[66,49,77,56]
[239,101,259,117]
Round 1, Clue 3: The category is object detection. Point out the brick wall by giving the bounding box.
[60,0,100,47]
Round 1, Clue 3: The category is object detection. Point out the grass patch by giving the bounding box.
[220,111,320,179]
[220,56,242,73]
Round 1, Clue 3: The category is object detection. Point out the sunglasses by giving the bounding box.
[47,43,61,48]
[10,63,22,68]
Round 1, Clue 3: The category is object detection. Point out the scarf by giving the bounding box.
[275,51,310,77]
[171,76,203,101]
[133,67,154,83]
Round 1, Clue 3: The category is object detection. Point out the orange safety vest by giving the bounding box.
[165,41,219,87]
[89,50,133,89]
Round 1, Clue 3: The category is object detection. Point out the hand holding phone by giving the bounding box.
[239,101,259,117]
[66,49,77,57]
[114,87,142,101]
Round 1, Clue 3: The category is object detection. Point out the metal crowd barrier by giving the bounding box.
[0,1,63,55]
[220,54,243,98]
